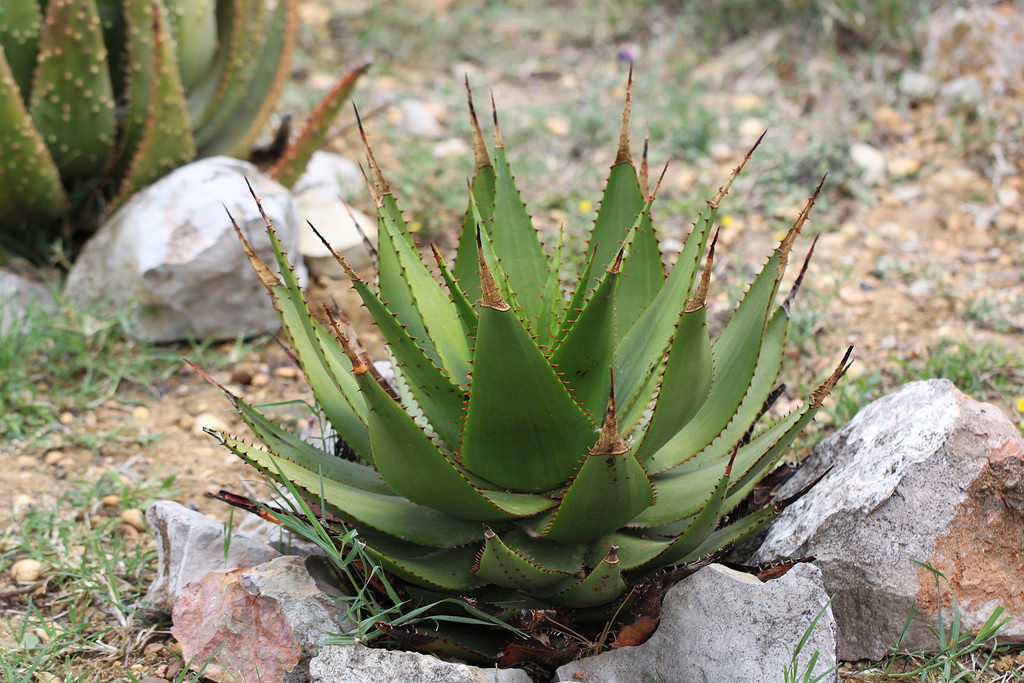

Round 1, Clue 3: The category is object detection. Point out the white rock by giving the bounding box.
[923,6,1024,95]
[849,143,887,185]
[898,70,937,99]
[398,99,444,139]
[310,644,531,683]
[555,563,837,683]
[292,151,364,203]
[64,157,305,342]
[141,500,281,616]
[753,380,1024,660]
[0,269,56,334]
[296,193,377,274]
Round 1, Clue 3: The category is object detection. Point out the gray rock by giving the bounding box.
[0,269,56,334]
[296,193,377,275]
[172,555,353,683]
[142,500,280,616]
[849,142,886,185]
[753,379,1024,660]
[398,99,444,139]
[923,6,1024,95]
[310,644,531,683]
[555,563,837,683]
[64,157,305,342]
[898,70,937,100]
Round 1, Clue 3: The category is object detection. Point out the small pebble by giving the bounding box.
[132,406,150,421]
[43,450,63,466]
[34,673,60,683]
[251,372,270,387]
[230,366,255,385]
[59,412,75,424]
[15,456,37,469]
[101,494,120,507]
[12,494,35,512]
[11,558,43,583]
[121,508,147,532]
[274,365,299,379]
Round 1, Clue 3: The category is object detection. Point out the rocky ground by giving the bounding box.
[2,1,1024,680]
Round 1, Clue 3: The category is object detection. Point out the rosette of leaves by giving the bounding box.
[204,78,851,669]
[0,0,366,261]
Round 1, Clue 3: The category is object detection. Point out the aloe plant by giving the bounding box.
[0,0,366,262]
[204,77,850,669]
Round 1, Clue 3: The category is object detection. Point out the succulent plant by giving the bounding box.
[0,0,366,261]
[204,77,850,668]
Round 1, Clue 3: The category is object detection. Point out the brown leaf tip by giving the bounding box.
[686,228,718,312]
[615,70,633,166]
[477,242,510,311]
[490,91,504,148]
[810,345,853,408]
[465,77,492,171]
[591,371,628,456]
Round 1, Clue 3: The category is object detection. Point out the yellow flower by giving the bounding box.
[1016,397,1024,413]
[410,221,422,233]
[774,230,786,242]
[579,200,593,213]
[721,214,734,228]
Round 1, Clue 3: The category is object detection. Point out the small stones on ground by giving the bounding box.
[887,156,922,178]
[15,456,37,469]
[432,136,470,160]
[544,116,570,136]
[101,494,121,507]
[849,142,887,184]
[121,508,147,532]
[11,558,44,582]
[131,406,151,421]
[33,673,61,683]
[43,450,63,466]
[59,411,75,424]
[275,365,299,379]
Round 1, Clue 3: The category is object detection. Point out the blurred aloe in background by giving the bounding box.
[0,0,365,264]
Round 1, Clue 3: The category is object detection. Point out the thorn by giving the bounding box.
[591,370,628,456]
[711,130,766,207]
[810,345,854,408]
[339,201,378,268]
[639,121,650,196]
[724,442,740,477]
[477,239,509,311]
[648,159,670,203]
[354,103,390,197]
[783,233,819,310]
[226,204,279,291]
[615,69,633,166]
[777,175,826,277]
[465,76,492,171]
[686,227,718,312]
[323,305,368,374]
[184,359,238,408]
[490,91,504,148]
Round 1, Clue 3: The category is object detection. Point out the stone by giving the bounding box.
[294,160,377,274]
[898,70,937,99]
[309,644,532,683]
[141,500,280,616]
[0,269,56,334]
[849,143,886,185]
[120,508,147,532]
[397,98,444,139]
[64,157,305,342]
[753,379,1024,660]
[555,563,837,683]
[10,558,43,583]
[172,555,352,683]
[922,5,1024,95]
[292,151,364,203]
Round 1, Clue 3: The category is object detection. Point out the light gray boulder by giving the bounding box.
[310,644,531,683]
[0,269,57,334]
[142,500,281,616]
[65,156,305,342]
[753,379,1024,660]
[555,563,837,683]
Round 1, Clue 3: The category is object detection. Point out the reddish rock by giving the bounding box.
[171,567,300,683]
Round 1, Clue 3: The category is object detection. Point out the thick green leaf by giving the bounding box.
[452,166,495,304]
[29,0,116,178]
[681,505,778,564]
[360,533,487,591]
[189,0,266,148]
[535,226,565,347]
[346,347,554,521]
[539,444,653,542]
[431,244,478,343]
[549,256,619,420]
[488,144,548,326]
[200,0,297,158]
[215,433,482,548]
[112,2,196,209]
[0,0,41,99]
[633,304,713,461]
[553,244,597,346]
[641,239,791,474]
[628,457,725,527]
[647,306,788,472]
[267,61,368,187]
[542,549,628,608]
[615,204,716,421]
[461,297,597,493]
[0,47,68,225]
[473,527,572,589]
[164,0,219,91]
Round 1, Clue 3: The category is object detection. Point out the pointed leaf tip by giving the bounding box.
[648,159,670,202]
[354,103,390,197]
[810,346,853,408]
[228,208,279,291]
[592,370,627,455]
[465,78,492,171]
[490,91,504,148]
[615,71,633,166]
[711,133,765,206]
[324,305,368,374]
[686,228,718,312]
[477,242,509,311]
